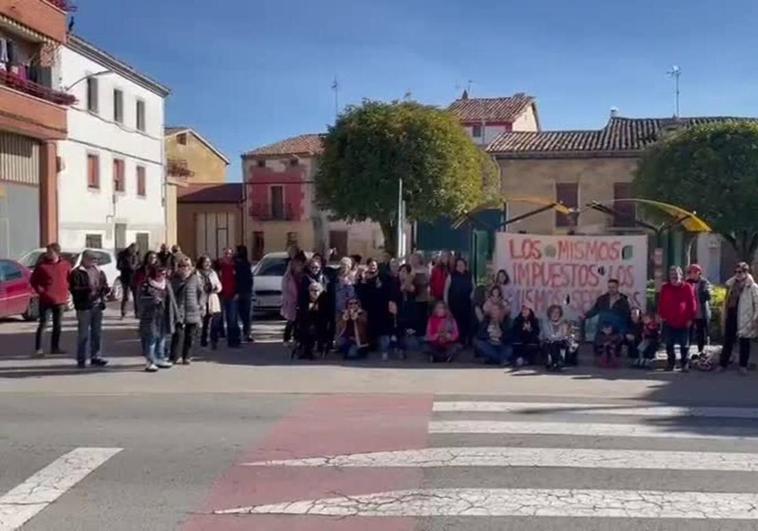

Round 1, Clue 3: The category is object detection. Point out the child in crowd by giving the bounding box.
[336,297,369,359]
[426,301,460,363]
[512,305,541,367]
[474,303,512,365]
[541,304,571,371]
[595,322,623,368]
[635,312,662,368]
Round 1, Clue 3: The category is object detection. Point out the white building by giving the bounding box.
[56,35,170,252]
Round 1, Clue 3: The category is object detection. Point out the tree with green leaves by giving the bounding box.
[315,100,499,254]
[634,121,758,261]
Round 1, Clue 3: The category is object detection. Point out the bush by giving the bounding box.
[709,285,726,344]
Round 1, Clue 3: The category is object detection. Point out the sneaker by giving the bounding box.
[145,363,158,373]
[156,360,173,369]
[181,358,191,365]
[32,349,45,358]
[90,357,108,367]
[515,357,525,368]
[739,367,749,376]
[381,352,389,362]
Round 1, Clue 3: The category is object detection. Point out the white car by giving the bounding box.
[18,248,123,301]
[252,252,297,313]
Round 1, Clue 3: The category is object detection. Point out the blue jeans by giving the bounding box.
[237,293,253,339]
[338,337,367,359]
[76,307,103,362]
[141,334,167,364]
[474,339,511,364]
[664,324,690,367]
[223,297,240,347]
[379,334,421,354]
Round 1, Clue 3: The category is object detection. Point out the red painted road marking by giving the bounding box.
[183,394,432,531]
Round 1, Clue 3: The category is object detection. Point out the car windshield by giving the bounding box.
[19,251,79,268]
[255,256,289,276]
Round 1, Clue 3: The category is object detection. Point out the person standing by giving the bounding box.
[410,252,431,331]
[718,262,758,375]
[658,266,697,372]
[356,258,387,353]
[281,252,307,345]
[234,245,254,343]
[197,255,223,350]
[117,243,140,319]
[445,257,474,345]
[299,256,328,312]
[138,266,178,372]
[69,250,109,369]
[218,248,240,348]
[430,251,450,302]
[170,256,204,364]
[686,264,712,357]
[30,243,71,357]
[157,244,172,270]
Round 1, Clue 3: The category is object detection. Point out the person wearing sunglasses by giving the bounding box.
[337,298,369,359]
[719,262,758,375]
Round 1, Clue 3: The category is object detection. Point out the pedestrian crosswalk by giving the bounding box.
[224,398,758,525]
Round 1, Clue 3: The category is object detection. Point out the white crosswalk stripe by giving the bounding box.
[226,398,758,523]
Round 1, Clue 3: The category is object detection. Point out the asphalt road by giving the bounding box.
[2,308,758,530]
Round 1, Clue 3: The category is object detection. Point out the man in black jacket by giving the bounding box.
[70,250,110,368]
[117,243,140,318]
[235,245,254,342]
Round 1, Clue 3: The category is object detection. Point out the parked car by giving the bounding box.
[252,252,298,313]
[0,259,38,320]
[18,248,122,302]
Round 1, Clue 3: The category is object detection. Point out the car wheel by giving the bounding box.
[109,278,123,301]
[22,297,39,321]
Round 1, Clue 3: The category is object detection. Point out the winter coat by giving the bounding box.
[234,258,254,296]
[356,273,389,339]
[397,280,419,333]
[426,314,459,346]
[69,265,109,311]
[171,272,204,325]
[297,293,331,345]
[445,271,473,312]
[513,314,540,344]
[723,275,758,339]
[585,293,632,333]
[540,318,570,342]
[337,308,369,347]
[334,274,356,316]
[116,249,139,283]
[218,260,236,300]
[280,269,301,322]
[430,266,448,301]
[138,279,179,338]
[198,269,222,315]
[686,277,712,321]
[658,282,697,329]
[30,258,71,306]
[476,316,511,345]
[299,271,328,312]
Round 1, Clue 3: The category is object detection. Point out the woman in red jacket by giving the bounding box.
[658,266,697,372]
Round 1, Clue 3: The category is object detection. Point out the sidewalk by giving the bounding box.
[0,304,755,405]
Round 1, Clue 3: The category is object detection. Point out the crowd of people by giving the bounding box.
[29,242,256,372]
[27,242,758,375]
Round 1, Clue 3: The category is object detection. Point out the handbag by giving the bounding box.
[207,293,222,315]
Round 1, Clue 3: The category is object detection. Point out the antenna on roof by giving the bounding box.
[666,65,681,118]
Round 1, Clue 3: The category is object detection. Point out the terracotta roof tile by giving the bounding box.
[178,183,243,204]
[244,134,324,157]
[487,116,758,156]
[448,93,535,123]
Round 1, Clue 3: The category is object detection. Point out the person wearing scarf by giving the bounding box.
[138,266,178,372]
[719,262,758,374]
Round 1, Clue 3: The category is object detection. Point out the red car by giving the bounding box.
[0,259,38,320]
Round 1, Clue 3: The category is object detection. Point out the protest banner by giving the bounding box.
[495,233,648,320]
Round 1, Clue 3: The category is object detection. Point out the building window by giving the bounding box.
[270,185,284,220]
[113,89,124,123]
[252,231,265,261]
[555,182,578,228]
[613,182,636,227]
[286,232,298,248]
[86,77,99,113]
[85,234,103,249]
[136,99,146,132]
[472,124,483,138]
[256,159,266,168]
[87,154,100,189]
[136,165,146,197]
[113,159,125,192]
[177,133,187,145]
[289,158,299,167]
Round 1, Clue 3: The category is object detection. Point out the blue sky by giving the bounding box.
[74,0,758,179]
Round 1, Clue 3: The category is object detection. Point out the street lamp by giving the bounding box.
[62,69,113,92]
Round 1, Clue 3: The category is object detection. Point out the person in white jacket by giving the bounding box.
[718,262,758,374]
[196,255,223,350]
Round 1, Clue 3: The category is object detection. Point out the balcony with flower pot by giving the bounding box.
[0,0,70,44]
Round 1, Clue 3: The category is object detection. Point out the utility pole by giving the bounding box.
[667,65,681,118]
[331,76,339,121]
[397,178,404,258]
